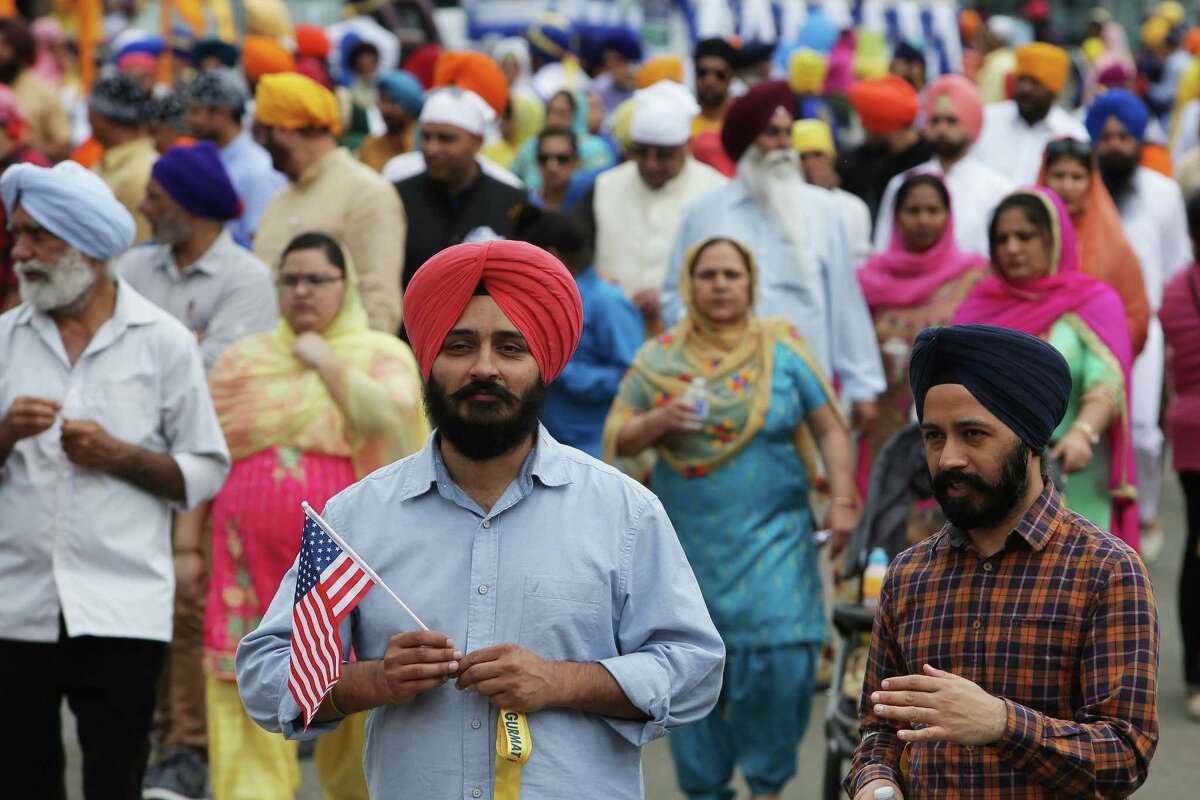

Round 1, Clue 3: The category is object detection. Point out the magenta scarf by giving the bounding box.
[857,179,988,311]
[954,187,1139,548]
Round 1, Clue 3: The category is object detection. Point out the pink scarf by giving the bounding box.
[857,177,987,311]
[954,187,1139,548]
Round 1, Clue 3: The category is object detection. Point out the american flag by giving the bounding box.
[288,516,373,727]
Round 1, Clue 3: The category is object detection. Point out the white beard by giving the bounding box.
[15,249,99,312]
[737,146,819,282]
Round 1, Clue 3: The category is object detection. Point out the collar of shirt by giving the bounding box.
[395,425,574,507]
[16,278,161,364]
[939,481,1063,555]
[152,229,236,280]
[99,136,157,174]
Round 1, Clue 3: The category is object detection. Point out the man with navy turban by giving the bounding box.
[845,323,1159,800]
[1089,87,1191,561]
[0,160,230,798]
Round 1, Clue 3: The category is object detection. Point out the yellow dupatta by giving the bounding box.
[602,238,843,477]
[209,244,428,477]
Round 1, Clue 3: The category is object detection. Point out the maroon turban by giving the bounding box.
[720,79,798,163]
[405,241,583,383]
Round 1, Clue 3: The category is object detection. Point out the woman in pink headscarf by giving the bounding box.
[954,187,1138,547]
[858,173,989,459]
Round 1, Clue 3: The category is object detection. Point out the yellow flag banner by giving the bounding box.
[494,709,532,800]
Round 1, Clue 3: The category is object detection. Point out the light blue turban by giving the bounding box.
[1085,88,1150,143]
[377,70,426,116]
[0,161,136,260]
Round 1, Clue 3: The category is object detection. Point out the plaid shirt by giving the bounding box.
[846,483,1158,799]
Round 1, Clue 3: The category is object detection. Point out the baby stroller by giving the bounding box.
[820,424,941,800]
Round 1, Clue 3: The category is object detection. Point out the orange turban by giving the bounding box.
[432,50,509,115]
[294,24,331,59]
[849,75,919,135]
[636,55,684,89]
[1015,42,1069,94]
[405,241,583,383]
[242,34,295,83]
[254,72,340,134]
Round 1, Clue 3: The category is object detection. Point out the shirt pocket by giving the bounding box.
[997,614,1084,709]
[517,575,605,662]
[87,379,159,448]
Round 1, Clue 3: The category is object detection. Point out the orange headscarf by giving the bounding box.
[1037,161,1151,354]
[432,50,509,115]
[242,34,295,82]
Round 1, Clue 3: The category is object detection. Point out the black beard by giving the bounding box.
[930,136,968,160]
[1098,151,1139,199]
[931,439,1031,532]
[423,375,545,460]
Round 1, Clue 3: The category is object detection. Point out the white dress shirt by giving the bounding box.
[0,281,230,643]
[973,101,1090,186]
[872,156,1016,258]
[831,186,874,269]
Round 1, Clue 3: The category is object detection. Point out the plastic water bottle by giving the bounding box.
[874,787,897,800]
[686,378,709,421]
[862,547,889,611]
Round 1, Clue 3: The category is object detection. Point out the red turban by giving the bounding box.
[849,75,919,135]
[432,50,509,115]
[720,80,798,163]
[405,241,583,383]
[403,44,441,89]
[295,24,331,59]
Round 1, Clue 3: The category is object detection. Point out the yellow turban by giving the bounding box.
[636,55,684,90]
[244,0,292,39]
[1081,36,1104,64]
[255,73,341,135]
[791,119,834,156]
[1143,16,1170,48]
[1015,42,1070,94]
[1156,1,1186,26]
[853,31,890,80]
[611,96,637,152]
[788,48,828,95]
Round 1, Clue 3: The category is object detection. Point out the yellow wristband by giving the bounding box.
[1072,420,1100,446]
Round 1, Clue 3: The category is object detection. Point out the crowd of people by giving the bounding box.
[0,2,1197,799]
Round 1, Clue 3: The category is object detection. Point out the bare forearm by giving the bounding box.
[818,427,857,499]
[108,441,186,502]
[1076,392,1117,437]
[615,412,664,458]
[552,662,647,720]
[0,425,13,468]
[316,660,386,722]
[172,502,210,552]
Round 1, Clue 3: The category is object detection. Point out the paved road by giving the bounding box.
[65,474,1195,798]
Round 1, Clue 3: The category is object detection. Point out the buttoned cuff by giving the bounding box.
[994,698,1043,770]
[276,672,343,741]
[598,653,670,746]
[852,763,901,798]
[173,451,230,511]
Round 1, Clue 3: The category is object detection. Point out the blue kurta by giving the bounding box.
[650,342,830,649]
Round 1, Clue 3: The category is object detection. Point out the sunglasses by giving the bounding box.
[277,274,344,289]
[697,67,731,80]
[537,152,574,166]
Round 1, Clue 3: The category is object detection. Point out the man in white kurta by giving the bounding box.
[791,119,873,269]
[973,43,1089,185]
[590,81,726,330]
[873,75,1014,258]
[1092,102,1192,554]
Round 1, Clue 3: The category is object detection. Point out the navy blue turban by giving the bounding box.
[1085,88,1149,142]
[152,141,242,221]
[909,324,1071,451]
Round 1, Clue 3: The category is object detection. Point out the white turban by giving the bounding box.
[418,87,496,137]
[629,81,701,147]
[0,161,135,260]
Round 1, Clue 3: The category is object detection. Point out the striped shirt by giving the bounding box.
[846,483,1158,799]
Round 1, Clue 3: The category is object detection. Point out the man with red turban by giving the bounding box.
[871,74,1015,257]
[837,75,933,223]
[236,239,725,799]
[666,80,884,428]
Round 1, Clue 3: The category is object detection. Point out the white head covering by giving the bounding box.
[419,87,496,136]
[629,81,701,147]
[1,161,135,260]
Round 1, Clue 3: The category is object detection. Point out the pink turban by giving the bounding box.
[405,241,583,383]
[922,74,983,143]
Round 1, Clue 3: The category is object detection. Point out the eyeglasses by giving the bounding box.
[277,274,344,289]
[697,67,731,80]
[1043,137,1092,162]
[537,152,574,166]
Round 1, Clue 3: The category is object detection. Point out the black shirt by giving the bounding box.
[836,137,933,229]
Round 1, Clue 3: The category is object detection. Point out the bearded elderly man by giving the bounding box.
[846,324,1158,800]
[872,75,1014,258]
[664,80,884,429]
[237,240,725,799]
[0,162,230,798]
[586,80,726,331]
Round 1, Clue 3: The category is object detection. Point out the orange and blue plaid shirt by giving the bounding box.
[846,483,1158,799]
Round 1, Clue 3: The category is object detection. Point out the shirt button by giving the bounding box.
[973,619,982,630]
[471,719,482,729]
[472,789,483,798]
[482,520,491,529]
[478,584,488,595]
[983,563,993,572]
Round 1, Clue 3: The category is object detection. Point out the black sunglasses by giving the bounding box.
[537,152,574,166]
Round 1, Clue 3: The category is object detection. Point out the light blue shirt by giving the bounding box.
[219,130,287,249]
[236,426,725,800]
[663,178,885,402]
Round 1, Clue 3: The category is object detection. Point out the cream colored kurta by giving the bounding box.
[254,147,405,333]
[593,158,727,297]
[12,69,69,156]
[93,136,157,245]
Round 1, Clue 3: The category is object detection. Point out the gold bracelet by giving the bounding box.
[327,686,348,718]
[1071,420,1101,446]
[831,495,860,509]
